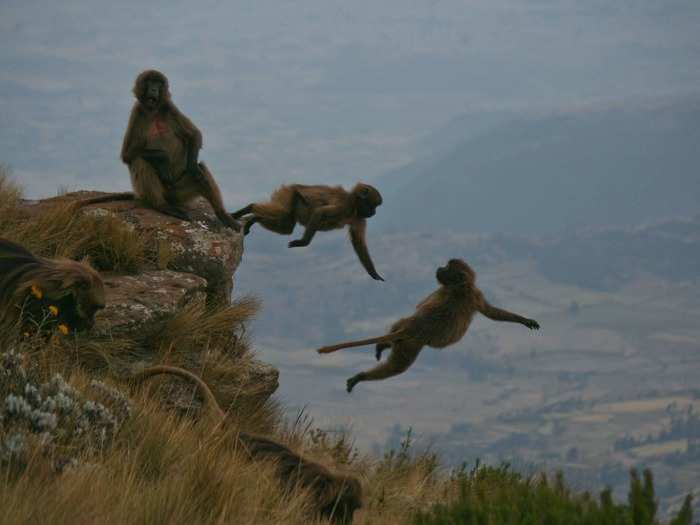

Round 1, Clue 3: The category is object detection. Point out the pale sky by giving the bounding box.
[1,0,698,204]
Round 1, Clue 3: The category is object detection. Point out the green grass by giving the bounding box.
[414,464,694,525]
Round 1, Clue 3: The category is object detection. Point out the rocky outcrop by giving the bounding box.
[18,192,278,403]
[96,270,207,335]
[23,191,244,303]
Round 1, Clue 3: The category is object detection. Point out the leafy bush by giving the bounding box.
[414,463,693,525]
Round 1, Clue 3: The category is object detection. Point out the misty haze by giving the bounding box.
[1,0,699,522]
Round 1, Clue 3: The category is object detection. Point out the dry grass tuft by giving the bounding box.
[0,173,147,273]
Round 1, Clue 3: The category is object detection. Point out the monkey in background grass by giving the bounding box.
[0,238,105,336]
[133,365,363,524]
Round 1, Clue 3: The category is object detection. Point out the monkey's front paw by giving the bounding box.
[346,377,358,393]
[375,343,389,361]
[525,319,540,330]
[288,239,309,248]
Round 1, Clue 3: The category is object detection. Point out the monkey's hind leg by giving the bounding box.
[130,160,190,221]
[194,162,241,231]
[232,204,259,234]
[347,342,422,393]
[243,216,259,236]
[232,204,254,219]
[247,202,296,235]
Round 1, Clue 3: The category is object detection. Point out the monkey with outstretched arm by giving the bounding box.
[232,183,384,280]
[317,258,540,392]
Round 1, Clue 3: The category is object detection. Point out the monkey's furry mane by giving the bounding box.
[0,238,103,331]
[133,69,171,105]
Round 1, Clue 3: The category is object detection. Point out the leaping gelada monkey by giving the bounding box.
[232,183,384,280]
[317,258,540,392]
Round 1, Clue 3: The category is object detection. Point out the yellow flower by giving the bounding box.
[49,305,59,316]
[31,284,43,299]
[58,324,70,335]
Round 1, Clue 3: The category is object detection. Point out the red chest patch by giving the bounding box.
[148,117,169,137]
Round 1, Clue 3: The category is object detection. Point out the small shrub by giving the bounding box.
[0,349,131,473]
[413,464,693,525]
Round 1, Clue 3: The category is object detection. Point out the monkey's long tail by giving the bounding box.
[317,332,404,354]
[131,365,357,508]
[74,192,136,209]
[132,365,226,421]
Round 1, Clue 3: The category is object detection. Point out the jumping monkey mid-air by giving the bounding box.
[233,183,384,280]
[317,258,540,392]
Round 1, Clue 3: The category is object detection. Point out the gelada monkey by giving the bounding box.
[0,238,105,334]
[79,70,239,230]
[317,259,540,392]
[133,365,363,523]
[233,183,383,280]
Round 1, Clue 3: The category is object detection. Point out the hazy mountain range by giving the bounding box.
[374,97,700,234]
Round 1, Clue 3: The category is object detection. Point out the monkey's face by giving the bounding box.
[143,79,164,111]
[72,277,106,330]
[436,258,475,287]
[46,266,106,332]
[354,184,383,219]
[134,70,170,112]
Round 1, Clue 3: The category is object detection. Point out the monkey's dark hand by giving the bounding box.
[186,162,207,183]
[288,239,310,248]
[524,319,540,330]
[375,343,390,361]
[346,376,360,393]
[141,149,169,163]
[141,149,173,185]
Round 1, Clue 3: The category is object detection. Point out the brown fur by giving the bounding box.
[317,259,540,392]
[232,183,384,280]
[0,238,105,334]
[77,70,239,231]
[133,365,363,524]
